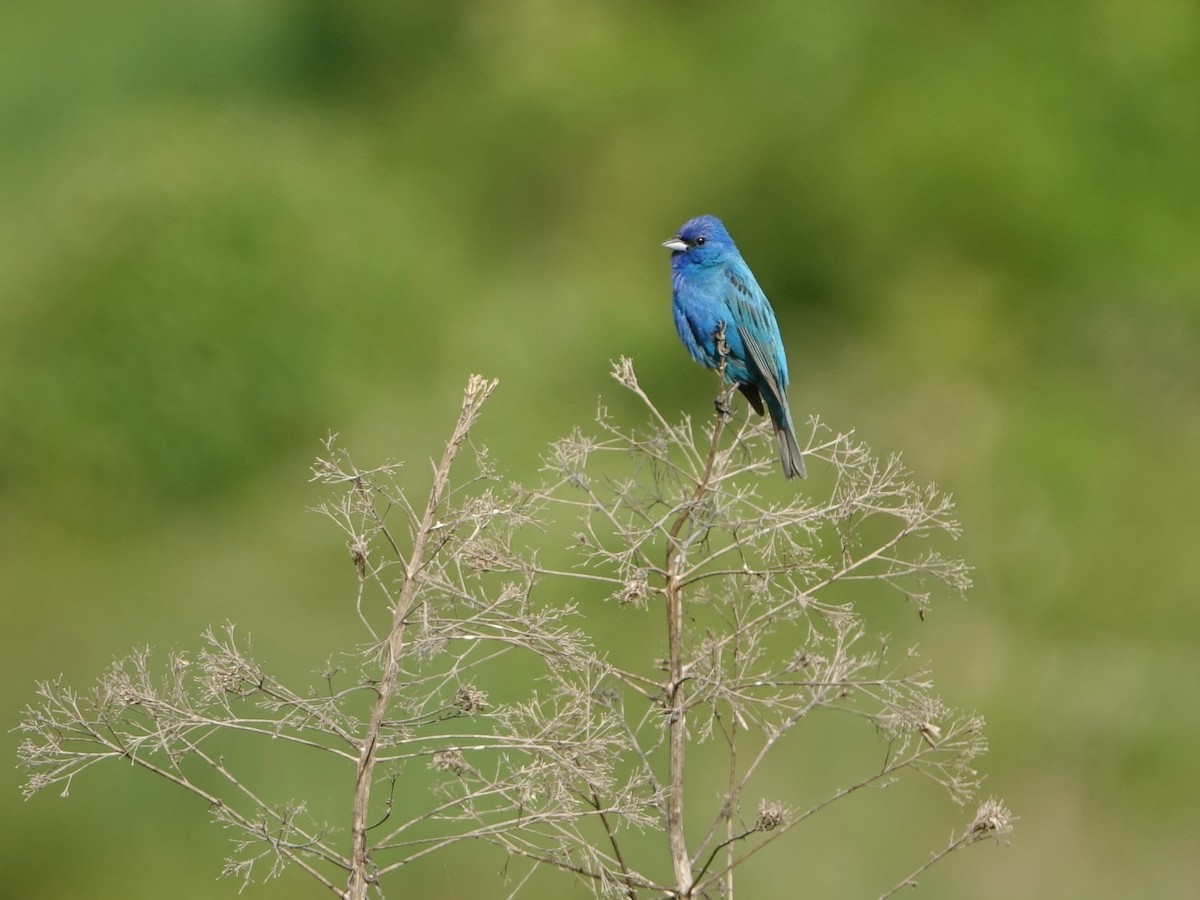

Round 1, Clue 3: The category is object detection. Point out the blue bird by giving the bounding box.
[663,214,806,479]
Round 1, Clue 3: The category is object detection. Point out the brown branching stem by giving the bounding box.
[346,375,498,900]
[17,360,1004,899]
[662,325,734,898]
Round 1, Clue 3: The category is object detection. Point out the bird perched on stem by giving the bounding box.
[663,214,806,479]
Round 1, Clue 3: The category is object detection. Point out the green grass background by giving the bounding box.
[3,1,1198,897]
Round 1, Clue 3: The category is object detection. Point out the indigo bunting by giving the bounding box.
[663,214,806,479]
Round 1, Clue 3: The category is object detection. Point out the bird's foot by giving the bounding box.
[713,322,730,380]
[714,385,736,419]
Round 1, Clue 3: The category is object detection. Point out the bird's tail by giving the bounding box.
[767,400,806,480]
[775,421,806,480]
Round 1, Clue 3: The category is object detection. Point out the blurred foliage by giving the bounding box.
[2,1,1198,898]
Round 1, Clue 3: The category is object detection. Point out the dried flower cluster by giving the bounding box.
[18,362,1008,898]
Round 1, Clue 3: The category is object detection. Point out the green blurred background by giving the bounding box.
[3,1,1198,897]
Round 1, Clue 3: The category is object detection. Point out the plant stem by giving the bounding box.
[662,330,731,898]
[346,376,497,900]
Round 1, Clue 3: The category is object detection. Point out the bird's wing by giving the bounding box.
[737,320,786,409]
[724,268,788,407]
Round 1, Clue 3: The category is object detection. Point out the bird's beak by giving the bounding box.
[662,238,688,252]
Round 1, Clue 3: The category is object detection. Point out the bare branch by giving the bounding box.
[18,362,1006,900]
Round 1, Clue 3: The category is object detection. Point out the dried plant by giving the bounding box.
[18,362,1010,898]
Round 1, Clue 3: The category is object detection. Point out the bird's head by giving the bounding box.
[663,215,737,269]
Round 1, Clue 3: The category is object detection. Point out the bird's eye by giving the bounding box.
[695,236,706,246]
